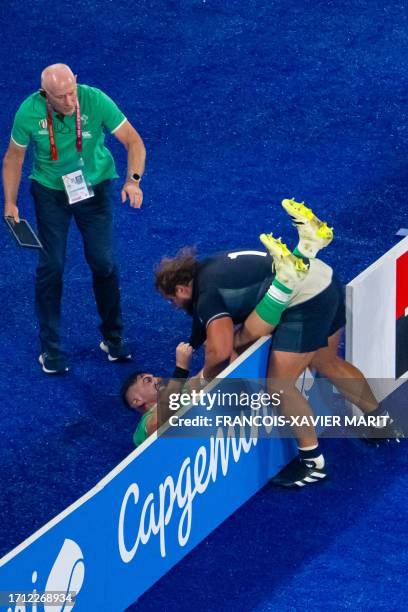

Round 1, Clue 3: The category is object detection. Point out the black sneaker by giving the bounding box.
[360,418,405,446]
[100,339,132,362]
[270,457,328,488]
[38,353,69,374]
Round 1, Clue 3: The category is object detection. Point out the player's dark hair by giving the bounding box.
[154,246,198,295]
[120,371,144,408]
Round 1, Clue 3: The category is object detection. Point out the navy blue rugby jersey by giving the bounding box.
[189,249,273,348]
[188,250,333,348]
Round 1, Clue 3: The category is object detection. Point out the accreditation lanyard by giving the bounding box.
[46,100,82,161]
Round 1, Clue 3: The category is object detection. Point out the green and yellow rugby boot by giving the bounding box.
[259,233,309,290]
[281,198,334,258]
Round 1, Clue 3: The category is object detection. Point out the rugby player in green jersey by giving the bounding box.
[122,341,193,448]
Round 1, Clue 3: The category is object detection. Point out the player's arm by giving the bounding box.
[113,120,146,209]
[203,317,234,380]
[154,342,193,432]
[2,140,27,222]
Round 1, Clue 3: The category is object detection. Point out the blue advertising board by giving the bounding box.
[0,337,327,611]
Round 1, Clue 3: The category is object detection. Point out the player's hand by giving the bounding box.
[176,342,193,370]
[4,203,19,223]
[121,181,143,208]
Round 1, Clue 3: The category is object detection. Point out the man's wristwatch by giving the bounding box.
[127,172,142,183]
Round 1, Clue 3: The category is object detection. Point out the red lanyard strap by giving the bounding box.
[46,99,82,161]
[46,103,58,161]
[75,100,82,153]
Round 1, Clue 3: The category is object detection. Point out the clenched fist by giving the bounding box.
[175,342,193,370]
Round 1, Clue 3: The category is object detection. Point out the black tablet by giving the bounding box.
[4,217,43,249]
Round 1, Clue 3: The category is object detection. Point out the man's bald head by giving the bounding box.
[41,64,78,115]
[41,64,75,93]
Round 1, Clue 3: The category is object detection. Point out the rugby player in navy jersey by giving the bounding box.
[153,199,404,487]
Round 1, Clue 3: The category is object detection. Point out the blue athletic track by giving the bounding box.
[0,1,407,610]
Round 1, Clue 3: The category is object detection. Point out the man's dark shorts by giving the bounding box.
[270,276,346,353]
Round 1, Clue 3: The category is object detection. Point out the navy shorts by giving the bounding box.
[270,276,346,353]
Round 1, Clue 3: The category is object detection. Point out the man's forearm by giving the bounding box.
[126,137,146,178]
[203,348,231,380]
[2,153,23,207]
[203,318,234,381]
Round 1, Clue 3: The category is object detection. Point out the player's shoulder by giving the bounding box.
[207,249,271,270]
[201,250,231,266]
[197,251,229,277]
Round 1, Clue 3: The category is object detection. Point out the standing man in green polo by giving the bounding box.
[2,63,146,374]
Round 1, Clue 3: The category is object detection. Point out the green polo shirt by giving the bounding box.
[11,84,126,190]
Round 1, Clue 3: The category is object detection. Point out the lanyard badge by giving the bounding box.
[45,96,93,203]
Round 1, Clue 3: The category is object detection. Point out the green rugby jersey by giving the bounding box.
[11,84,126,190]
[133,407,156,447]
[133,381,190,447]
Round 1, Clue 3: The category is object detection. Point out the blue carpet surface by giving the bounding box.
[0,1,407,610]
